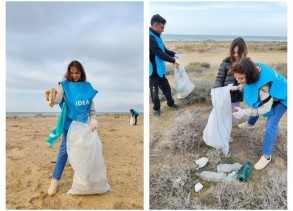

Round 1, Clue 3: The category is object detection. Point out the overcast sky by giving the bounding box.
[6,2,143,113]
[150,1,287,36]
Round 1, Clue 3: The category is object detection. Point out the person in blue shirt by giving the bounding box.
[231,58,287,170]
[130,109,139,125]
[149,14,180,117]
[46,60,99,196]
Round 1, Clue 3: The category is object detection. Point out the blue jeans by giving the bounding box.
[248,115,259,125]
[248,103,287,156]
[52,130,68,180]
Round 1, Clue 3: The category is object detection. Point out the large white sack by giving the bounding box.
[174,58,195,99]
[129,117,135,126]
[67,121,110,195]
[203,86,232,156]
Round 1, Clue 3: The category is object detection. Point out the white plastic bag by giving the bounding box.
[129,117,135,126]
[67,121,110,195]
[203,86,232,156]
[174,58,195,99]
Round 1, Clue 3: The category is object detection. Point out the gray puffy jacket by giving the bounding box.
[214,57,243,103]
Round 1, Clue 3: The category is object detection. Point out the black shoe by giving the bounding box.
[154,110,160,117]
[168,104,180,110]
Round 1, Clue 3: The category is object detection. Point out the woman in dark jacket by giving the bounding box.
[214,37,247,125]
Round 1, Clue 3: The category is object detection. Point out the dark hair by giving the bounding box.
[230,58,259,84]
[64,60,87,82]
[230,37,248,64]
[151,14,166,25]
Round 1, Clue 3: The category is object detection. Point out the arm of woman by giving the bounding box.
[246,85,273,116]
[52,84,64,104]
[214,62,227,88]
[89,102,98,131]
[89,101,97,120]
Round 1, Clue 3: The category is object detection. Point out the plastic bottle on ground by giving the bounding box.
[217,163,243,173]
[226,170,238,182]
[237,161,251,182]
[196,171,226,182]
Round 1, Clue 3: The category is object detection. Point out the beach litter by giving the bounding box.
[196,171,227,182]
[129,117,135,126]
[217,163,242,173]
[194,182,203,192]
[195,157,209,169]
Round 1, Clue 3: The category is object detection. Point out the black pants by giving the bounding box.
[134,115,138,125]
[150,73,174,111]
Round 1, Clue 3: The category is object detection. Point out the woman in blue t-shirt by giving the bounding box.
[46,60,98,196]
[231,58,287,170]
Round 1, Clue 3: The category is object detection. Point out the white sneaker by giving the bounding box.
[229,137,233,143]
[238,121,255,129]
[48,179,59,196]
[254,156,271,170]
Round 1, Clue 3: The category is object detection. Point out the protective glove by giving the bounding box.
[232,107,246,119]
[91,118,98,132]
[227,84,238,91]
[174,53,180,58]
[174,61,180,68]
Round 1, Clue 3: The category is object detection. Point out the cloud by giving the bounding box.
[6,2,144,112]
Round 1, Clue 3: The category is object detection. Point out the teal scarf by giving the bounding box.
[47,101,67,148]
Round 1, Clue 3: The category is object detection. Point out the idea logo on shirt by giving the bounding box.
[75,94,90,112]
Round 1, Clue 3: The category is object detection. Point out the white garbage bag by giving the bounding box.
[129,117,135,126]
[174,58,195,99]
[67,121,110,195]
[203,86,232,156]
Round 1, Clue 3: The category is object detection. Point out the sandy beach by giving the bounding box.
[6,114,143,209]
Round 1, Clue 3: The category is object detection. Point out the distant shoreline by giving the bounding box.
[6,112,140,117]
[162,34,287,42]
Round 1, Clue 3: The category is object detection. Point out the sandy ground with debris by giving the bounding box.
[6,114,143,209]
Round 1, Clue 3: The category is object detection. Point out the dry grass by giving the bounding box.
[206,149,225,169]
[206,165,287,209]
[208,180,255,209]
[179,80,214,104]
[185,62,210,74]
[254,165,287,209]
[150,108,287,209]
[233,126,287,162]
[150,163,195,210]
[168,110,207,154]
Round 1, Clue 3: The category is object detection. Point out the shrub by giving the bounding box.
[206,149,225,169]
[185,62,210,73]
[253,165,287,209]
[277,46,287,51]
[150,163,195,209]
[179,80,214,105]
[168,110,207,154]
[207,165,287,209]
[208,180,255,209]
